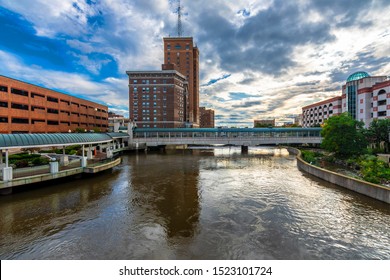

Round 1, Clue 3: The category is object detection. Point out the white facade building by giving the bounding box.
[303,72,389,127]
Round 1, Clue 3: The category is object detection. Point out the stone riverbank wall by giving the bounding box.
[286,147,390,204]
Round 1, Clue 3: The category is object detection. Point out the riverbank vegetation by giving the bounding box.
[301,113,390,186]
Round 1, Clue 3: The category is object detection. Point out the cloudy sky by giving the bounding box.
[1,0,390,126]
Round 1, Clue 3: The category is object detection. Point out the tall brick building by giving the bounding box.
[0,75,108,133]
[199,107,215,128]
[126,64,188,128]
[163,37,199,127]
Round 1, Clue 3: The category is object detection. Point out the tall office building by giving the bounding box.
[199,107,215,128]
[163,37,199,127]
[127,64,188,128]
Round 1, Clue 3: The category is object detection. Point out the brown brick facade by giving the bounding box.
[0,75,108,133]
[127,66,188,128]
[199,107,215,128]
[163,37,199,127]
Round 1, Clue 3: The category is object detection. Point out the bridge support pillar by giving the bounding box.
[2,167,13,181]
[241,145,248,154]
[81,157,88,167]
[49,161,59,174]
[60,155,69,166]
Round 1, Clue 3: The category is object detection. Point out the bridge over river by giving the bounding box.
[132,127,322,147]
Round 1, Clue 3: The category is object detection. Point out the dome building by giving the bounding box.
[302,71,389,127]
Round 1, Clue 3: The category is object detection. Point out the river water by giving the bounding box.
[0,147,389,259]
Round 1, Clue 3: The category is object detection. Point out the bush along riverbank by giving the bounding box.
[301,149,390,187]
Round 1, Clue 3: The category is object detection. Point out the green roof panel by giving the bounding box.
[0,133,115,149]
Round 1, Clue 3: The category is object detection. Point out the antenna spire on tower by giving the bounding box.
[177,0,183,37]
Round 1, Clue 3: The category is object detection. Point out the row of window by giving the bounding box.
[0,85,107,113]
[166,43,190,50]
[0,102,107,119]
[0,117,108,126]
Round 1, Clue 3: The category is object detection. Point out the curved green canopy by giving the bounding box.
[347,71,370,82]
[0,133,129,149]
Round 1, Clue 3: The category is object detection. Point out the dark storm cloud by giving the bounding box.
[309,0,375,28]
[295,81,321,87]
[232,100,261,108]
[303,71,326,76]
[194,0,335,76]
[238,77,256,85]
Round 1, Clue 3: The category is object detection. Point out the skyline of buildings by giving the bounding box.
[1,1,389,128]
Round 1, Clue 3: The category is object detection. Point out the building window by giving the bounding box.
[60,99,70,105]
[31,119,45,124]
[0,101,8,107]
[47,96,59,103]
[31,92,45,98]
[0,117,8,123]
[12,118,29,124]
[378,100,386,106]
[11,103,29,110]
[378,111,387,117]
[0,85,8,92]
[47,108,59,114]
[11,88,28,97]
[47,120,59,125]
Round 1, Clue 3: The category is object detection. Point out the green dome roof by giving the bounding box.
[347,71,370,82]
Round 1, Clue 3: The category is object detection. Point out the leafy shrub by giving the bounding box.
[15,160,29,168]
[359,157,390,184]
[301,150,317,164]
[31,157,50,166]
[9,153,41,160]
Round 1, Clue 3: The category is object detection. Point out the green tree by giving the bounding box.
[74,127,87,133]
[365,119,390,153]
[321,113,367,157]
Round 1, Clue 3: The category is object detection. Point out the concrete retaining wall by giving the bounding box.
[287,147,390,204]
[83,157,121,173]
[0,167,84,190]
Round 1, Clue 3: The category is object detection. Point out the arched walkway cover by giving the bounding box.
[0,133,128,149]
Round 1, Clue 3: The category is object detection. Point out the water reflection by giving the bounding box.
[0,147,389,260]
[129,150,200,239]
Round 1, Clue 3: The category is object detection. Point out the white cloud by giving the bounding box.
[0,50,129,113]
[1,0,390,126]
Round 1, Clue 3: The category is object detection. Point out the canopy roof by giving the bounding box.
[0,132,129,149]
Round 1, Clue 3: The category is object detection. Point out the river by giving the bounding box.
[0,147,389,259]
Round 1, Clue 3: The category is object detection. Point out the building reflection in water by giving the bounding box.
[129,149,203,239]
[0,170,120,245]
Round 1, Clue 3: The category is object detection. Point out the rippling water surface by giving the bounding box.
[0,147,389,259]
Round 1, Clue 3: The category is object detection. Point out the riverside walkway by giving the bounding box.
[0,132,130,193]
